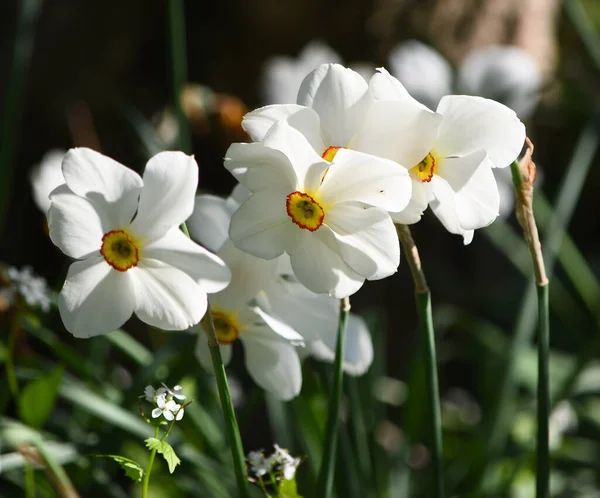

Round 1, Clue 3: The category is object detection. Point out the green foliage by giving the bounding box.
[280,478,303,498]
[94,454,145,482]
[145,437,181,474]
[18,365,63,429]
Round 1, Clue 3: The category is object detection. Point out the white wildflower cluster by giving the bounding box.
[1,265,52,312]
[144,384,186,422]
[247,444,302,481]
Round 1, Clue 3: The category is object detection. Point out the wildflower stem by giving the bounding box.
[141,426,159,498]
[396,224,444,498]
[316,296,351,498]
[167,0,192,153]
[201,303,252,498]
[509,142,550,498]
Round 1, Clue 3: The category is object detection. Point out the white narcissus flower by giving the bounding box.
[30,149,66,214]
[189,186,374,376]
[226,119,411,297]
[48,148,231,338]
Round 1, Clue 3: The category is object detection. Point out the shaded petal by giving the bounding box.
[229,189,292,260]
[30,149,65,214]
[195,329,232,372]
[143,228,231,293]
[351,96,442,167]
[62,148,142,227]
[187,194,231,253]
[48,184,106,259]
[288,227,365,298]
[259,277,338,342]
[298,63,369,145]
[130,152,198,240]
[326,204,400,280]
[243,335,302,400]
[130,260,207,330]
[310,313,374,376]
[390,177,432,224]
[388,41,452,109]
[458,45,541,120]
[212,240,279,309]
[252,306,305,344]
[436,95,526,168]
[429,176,476,244]
[58,255,134,338]
[224,142,297,192]
[243,105,326,153]
[320,149,412,212]
[227,183,251,210]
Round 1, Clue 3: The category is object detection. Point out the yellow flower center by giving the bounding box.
[100,230,140,271]
[211,310,241,344]
[321,145,342,162]
[411,152,437,182]
[286,191,325,231]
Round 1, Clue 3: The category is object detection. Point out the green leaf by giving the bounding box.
[94,454,144,482]
[18,366,64,429]
[280,478,303,498]
[145,437,181,474]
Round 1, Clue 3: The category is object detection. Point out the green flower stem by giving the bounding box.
[316,296,351,498]
[508,147,550,498]
[167,0,192,153]
[24,461,36,498]
[141,426,160,498]
[201,303,252,498]
[396,224,444,498]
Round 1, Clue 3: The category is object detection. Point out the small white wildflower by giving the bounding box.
[7,266,52,312]
[151,394,179,421]
[161,383,186,401]
[270,444,301,480]
[247,450,273,477]
[143,385,166,402]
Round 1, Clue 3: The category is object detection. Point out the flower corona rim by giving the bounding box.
[286,191,325,231]
[100,230,140,272]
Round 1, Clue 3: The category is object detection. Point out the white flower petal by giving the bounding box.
[131,152,198,240]
[229,189,292,260]
[390,177,432,224]
[48,185,108,259]
[242,335,302,400]
[288,227,365,298]
[30,149,66,214]
[436,151,500,230]
[251,306,305,344]
[61,148,142,227]
[436,95,526,168]
[224,142,297,192]
[326,204,400,280]
[187,194,232,253]
[130,259,207,330]
[227,184,251,210]
[163,410,174,421]
[309,313,374,376]
[351,82,442,166]
[143,228,231,294]
[494,167,515,217]
[388,41,452,109]
[297,63,369,146]
[260,277,338,342]
[458,45,541,120]
[151,408,162,418]
[214,240,278,309]
[319,149,412,212]
[58,256,134,338]
[243,105,325,153]
[429,176,476,245]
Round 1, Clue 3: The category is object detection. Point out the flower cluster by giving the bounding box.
[247,444,302,481]
[1,265,52,312]
[144,384,186,422]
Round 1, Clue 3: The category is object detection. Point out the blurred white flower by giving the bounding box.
[261,41,342,105]
[5,265,52,312]
[269,444,301,480]
[189,185,374,377]
[388,41,453,111]
[161,383,186,401]
[389,40,541,120]
[247,450,272,477]
[48,148,231,338]
[226,118,409,297]
[30,149,66,215]
[549,401,577,450]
